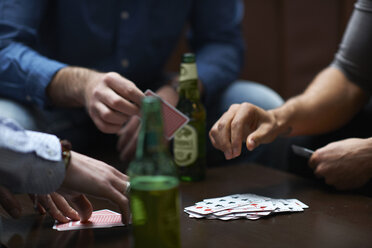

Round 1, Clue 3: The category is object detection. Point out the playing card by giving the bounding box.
[291,145,314,159]
[184,204,233,215]
[212,202,275,217]
[187,195,254,215]
[53,209,124,231]
[144,89,189,140]
[286,199,309,208]
[184,193,309,221]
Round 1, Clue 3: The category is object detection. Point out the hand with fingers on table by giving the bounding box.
[0,151,130,224]
[61,151,131,224]
[0,117,131,224]
[209,103,284,160]
[30,192,93,223]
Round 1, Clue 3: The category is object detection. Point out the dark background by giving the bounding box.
[166,0,356,100]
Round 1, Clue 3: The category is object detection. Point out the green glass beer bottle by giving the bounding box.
[128,96,181,248]
[173,53,207,181]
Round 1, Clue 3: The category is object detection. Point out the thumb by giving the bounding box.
[246,124,275,151]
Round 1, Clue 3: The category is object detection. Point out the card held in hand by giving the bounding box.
[144,89,189,140]
[53,209,124,231]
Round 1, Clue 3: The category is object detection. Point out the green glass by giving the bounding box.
[128,96,181,248]
[173,53,207,181]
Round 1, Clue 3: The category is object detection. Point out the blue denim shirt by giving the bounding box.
[0,0,244,108]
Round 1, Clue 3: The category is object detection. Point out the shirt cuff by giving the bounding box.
[26,53,67,108]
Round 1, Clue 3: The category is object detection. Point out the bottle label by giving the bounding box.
[173,124,198,166]
[179,63,197,82]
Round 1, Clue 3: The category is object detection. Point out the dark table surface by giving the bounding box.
[1,163,371,248]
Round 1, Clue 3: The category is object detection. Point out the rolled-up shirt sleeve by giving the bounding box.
[330,0,372,95]
[0,117,65,194]
[0,0,67,108]
[189,0,244,106]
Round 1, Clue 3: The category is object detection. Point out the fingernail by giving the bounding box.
[10,208,21,218]
[224,151,232,160]
[248,139,256,150]
[232,148,240,157]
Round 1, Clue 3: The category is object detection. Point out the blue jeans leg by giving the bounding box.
[219,80,284,113]
[0,98,39,131]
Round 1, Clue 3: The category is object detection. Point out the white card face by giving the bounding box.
[213,202,275,217]
[184,202,244,215]
[184,193,309,221]
[286,199,309,208]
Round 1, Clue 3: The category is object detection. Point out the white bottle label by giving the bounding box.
[179,63,197,82]
[173,124,198,166]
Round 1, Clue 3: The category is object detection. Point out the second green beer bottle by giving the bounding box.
[173,53,207,181]
[128,96,181,248]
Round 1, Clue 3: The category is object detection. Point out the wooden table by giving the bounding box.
[1,164,371,248]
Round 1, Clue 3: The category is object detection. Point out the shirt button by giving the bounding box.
[121,59,130,68]
[120,11,130,20]
[26,95,32,101]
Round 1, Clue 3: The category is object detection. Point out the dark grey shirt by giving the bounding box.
[331,0,372,95]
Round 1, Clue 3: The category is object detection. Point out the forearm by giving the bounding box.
[47,66,102,107]
[271,67,368,136]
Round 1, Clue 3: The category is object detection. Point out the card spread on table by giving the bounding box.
[184,194,308,221]
[144,89,189,140]
[53,209,124,231]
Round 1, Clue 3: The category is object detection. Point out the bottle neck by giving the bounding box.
[135,106,167,158]
[179,62,200,100]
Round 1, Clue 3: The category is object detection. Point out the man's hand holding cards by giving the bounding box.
[53,209,124,231]
[144,89,189,140]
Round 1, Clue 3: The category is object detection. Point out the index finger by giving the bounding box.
[209,108,236,159]
[230,104,257,157]
[104,73,145,106]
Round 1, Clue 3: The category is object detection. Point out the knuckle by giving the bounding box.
[125,86,135,95]
[111,98,122,109]
[228,104,239,111]
[209,128,217,137]
[103,72,119,82]
[230,119,241,130]
[100,110,112,120]
[217,121,226,131]
[92,87,102,99]
[240,102,252,109]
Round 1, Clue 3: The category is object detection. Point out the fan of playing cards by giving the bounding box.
[184,193,309,220]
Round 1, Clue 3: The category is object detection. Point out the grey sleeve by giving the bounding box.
[0,117,66,194]
[331,0,372,95]
[0,149,66,194]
